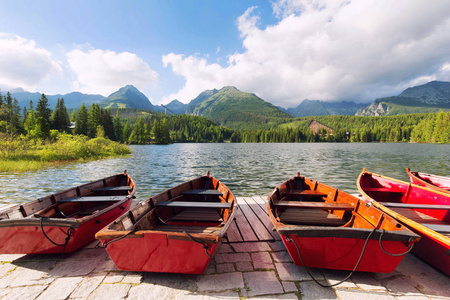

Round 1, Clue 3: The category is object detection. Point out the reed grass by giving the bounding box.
[0,133,131,173]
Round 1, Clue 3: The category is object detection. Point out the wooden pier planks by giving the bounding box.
[225,196,280,243]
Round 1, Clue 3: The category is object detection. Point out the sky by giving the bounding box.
[1,0,450,108]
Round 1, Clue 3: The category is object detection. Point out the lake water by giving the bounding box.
[0,143,449,204]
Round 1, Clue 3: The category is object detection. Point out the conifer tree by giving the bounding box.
[113,111,123,142]
[102,109,115,140]
[74,103,89,136]
[36,94,52,124]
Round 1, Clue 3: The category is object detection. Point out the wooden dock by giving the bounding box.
[227,196,280,243]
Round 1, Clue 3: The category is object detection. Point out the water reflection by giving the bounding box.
[0,143,448,204]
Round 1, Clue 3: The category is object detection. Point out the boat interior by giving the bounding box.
[269,175,410,234]
[360,173,450,237]
[0,174,133,221]
[105,176,235,238]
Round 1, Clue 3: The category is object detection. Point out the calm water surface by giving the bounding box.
[0,143,448,204]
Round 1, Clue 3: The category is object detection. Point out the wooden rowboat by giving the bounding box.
[0,171,135,255]
[95,172,237,274]
[267,173,420,274]
[357,169,450,275]
[406,168,450,195]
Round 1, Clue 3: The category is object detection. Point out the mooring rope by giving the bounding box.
[286,227,377,288]
[184,231,212,258]
[39,217,73,258]
[99,228,137,248]
[378,229,415,256]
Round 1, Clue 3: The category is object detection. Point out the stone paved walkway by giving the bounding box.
[0,240,449,300]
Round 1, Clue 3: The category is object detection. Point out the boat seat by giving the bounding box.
[169,208,223,222]
[280,208,347,226]
[284,190,327,197]
[155,201,230,209]
[58,196,125,203]
[276,201,354,210]
[92,186,132,192]
[363,187,404,193]
[181,189,223,196]
[381,202,450,210]
[422,224,450,234]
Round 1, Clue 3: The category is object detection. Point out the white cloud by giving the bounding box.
[163,0,450,107]
[0,33,62,91]
[67,48,158,96]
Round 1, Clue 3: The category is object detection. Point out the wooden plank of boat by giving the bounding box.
[275,201,354,210]
[155,201,230,209]
[92,186,132,192]
[0,171,136,255]
[268,172,420,274]
[58,196,126,203]
[182,189,223,196]
[284,190,327,197]
[422,224,450,234]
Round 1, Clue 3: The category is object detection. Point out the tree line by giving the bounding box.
[1,91,448,144]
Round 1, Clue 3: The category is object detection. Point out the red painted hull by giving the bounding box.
[267,173,419,273]
[0,199,132,254]
[281,234,410,273]
[407,169,450,195]
[100,232,219,274]
[357,170,450,275]
[96,173,236,274]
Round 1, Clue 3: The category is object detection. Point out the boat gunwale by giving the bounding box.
[0,172,136,228]
[356,169,450,247]
[406,168,450,195]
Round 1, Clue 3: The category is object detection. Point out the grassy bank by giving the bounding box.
[0,133,131,173]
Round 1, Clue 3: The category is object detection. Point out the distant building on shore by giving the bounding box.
[307,120,335,135]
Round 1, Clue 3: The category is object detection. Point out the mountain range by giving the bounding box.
[356,81,450,116]
[5,80,450,129]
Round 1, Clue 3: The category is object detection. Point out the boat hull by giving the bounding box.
[267,173,419,273]
[100,232,219,274]
[280,234,409,273]
[0,199,132,254]
[96,173,236,274]
[357,170,450,275]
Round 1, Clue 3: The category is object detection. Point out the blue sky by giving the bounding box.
[1,0,450,108]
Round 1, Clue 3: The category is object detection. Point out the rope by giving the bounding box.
[39,217,73,258]
[99,229,137,248]
[378,229,415,256]
[184,231,212,258]
[286,227,377,288]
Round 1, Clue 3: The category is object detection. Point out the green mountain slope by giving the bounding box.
[100,85,163,112]
[189,86,293,130]
[284,99,366,117]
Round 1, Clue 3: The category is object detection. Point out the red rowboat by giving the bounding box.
[0,171,135,254]
[267,173,419,274]
[407,168,450,195]
[357,169,450,275]
[96,172,237,274]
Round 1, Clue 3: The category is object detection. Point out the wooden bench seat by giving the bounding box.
[181,189,223,196]
[58,196,125,203]
[169,208,223,222]
[284,190,327,197]
[380,202,450,210]
[92,186,132,192]
[154,224,223,233]
[155,201,230,209]
[280,208,347,226]
[363,187,404,193]
[276,201,354,210]
[422,223,450,234]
